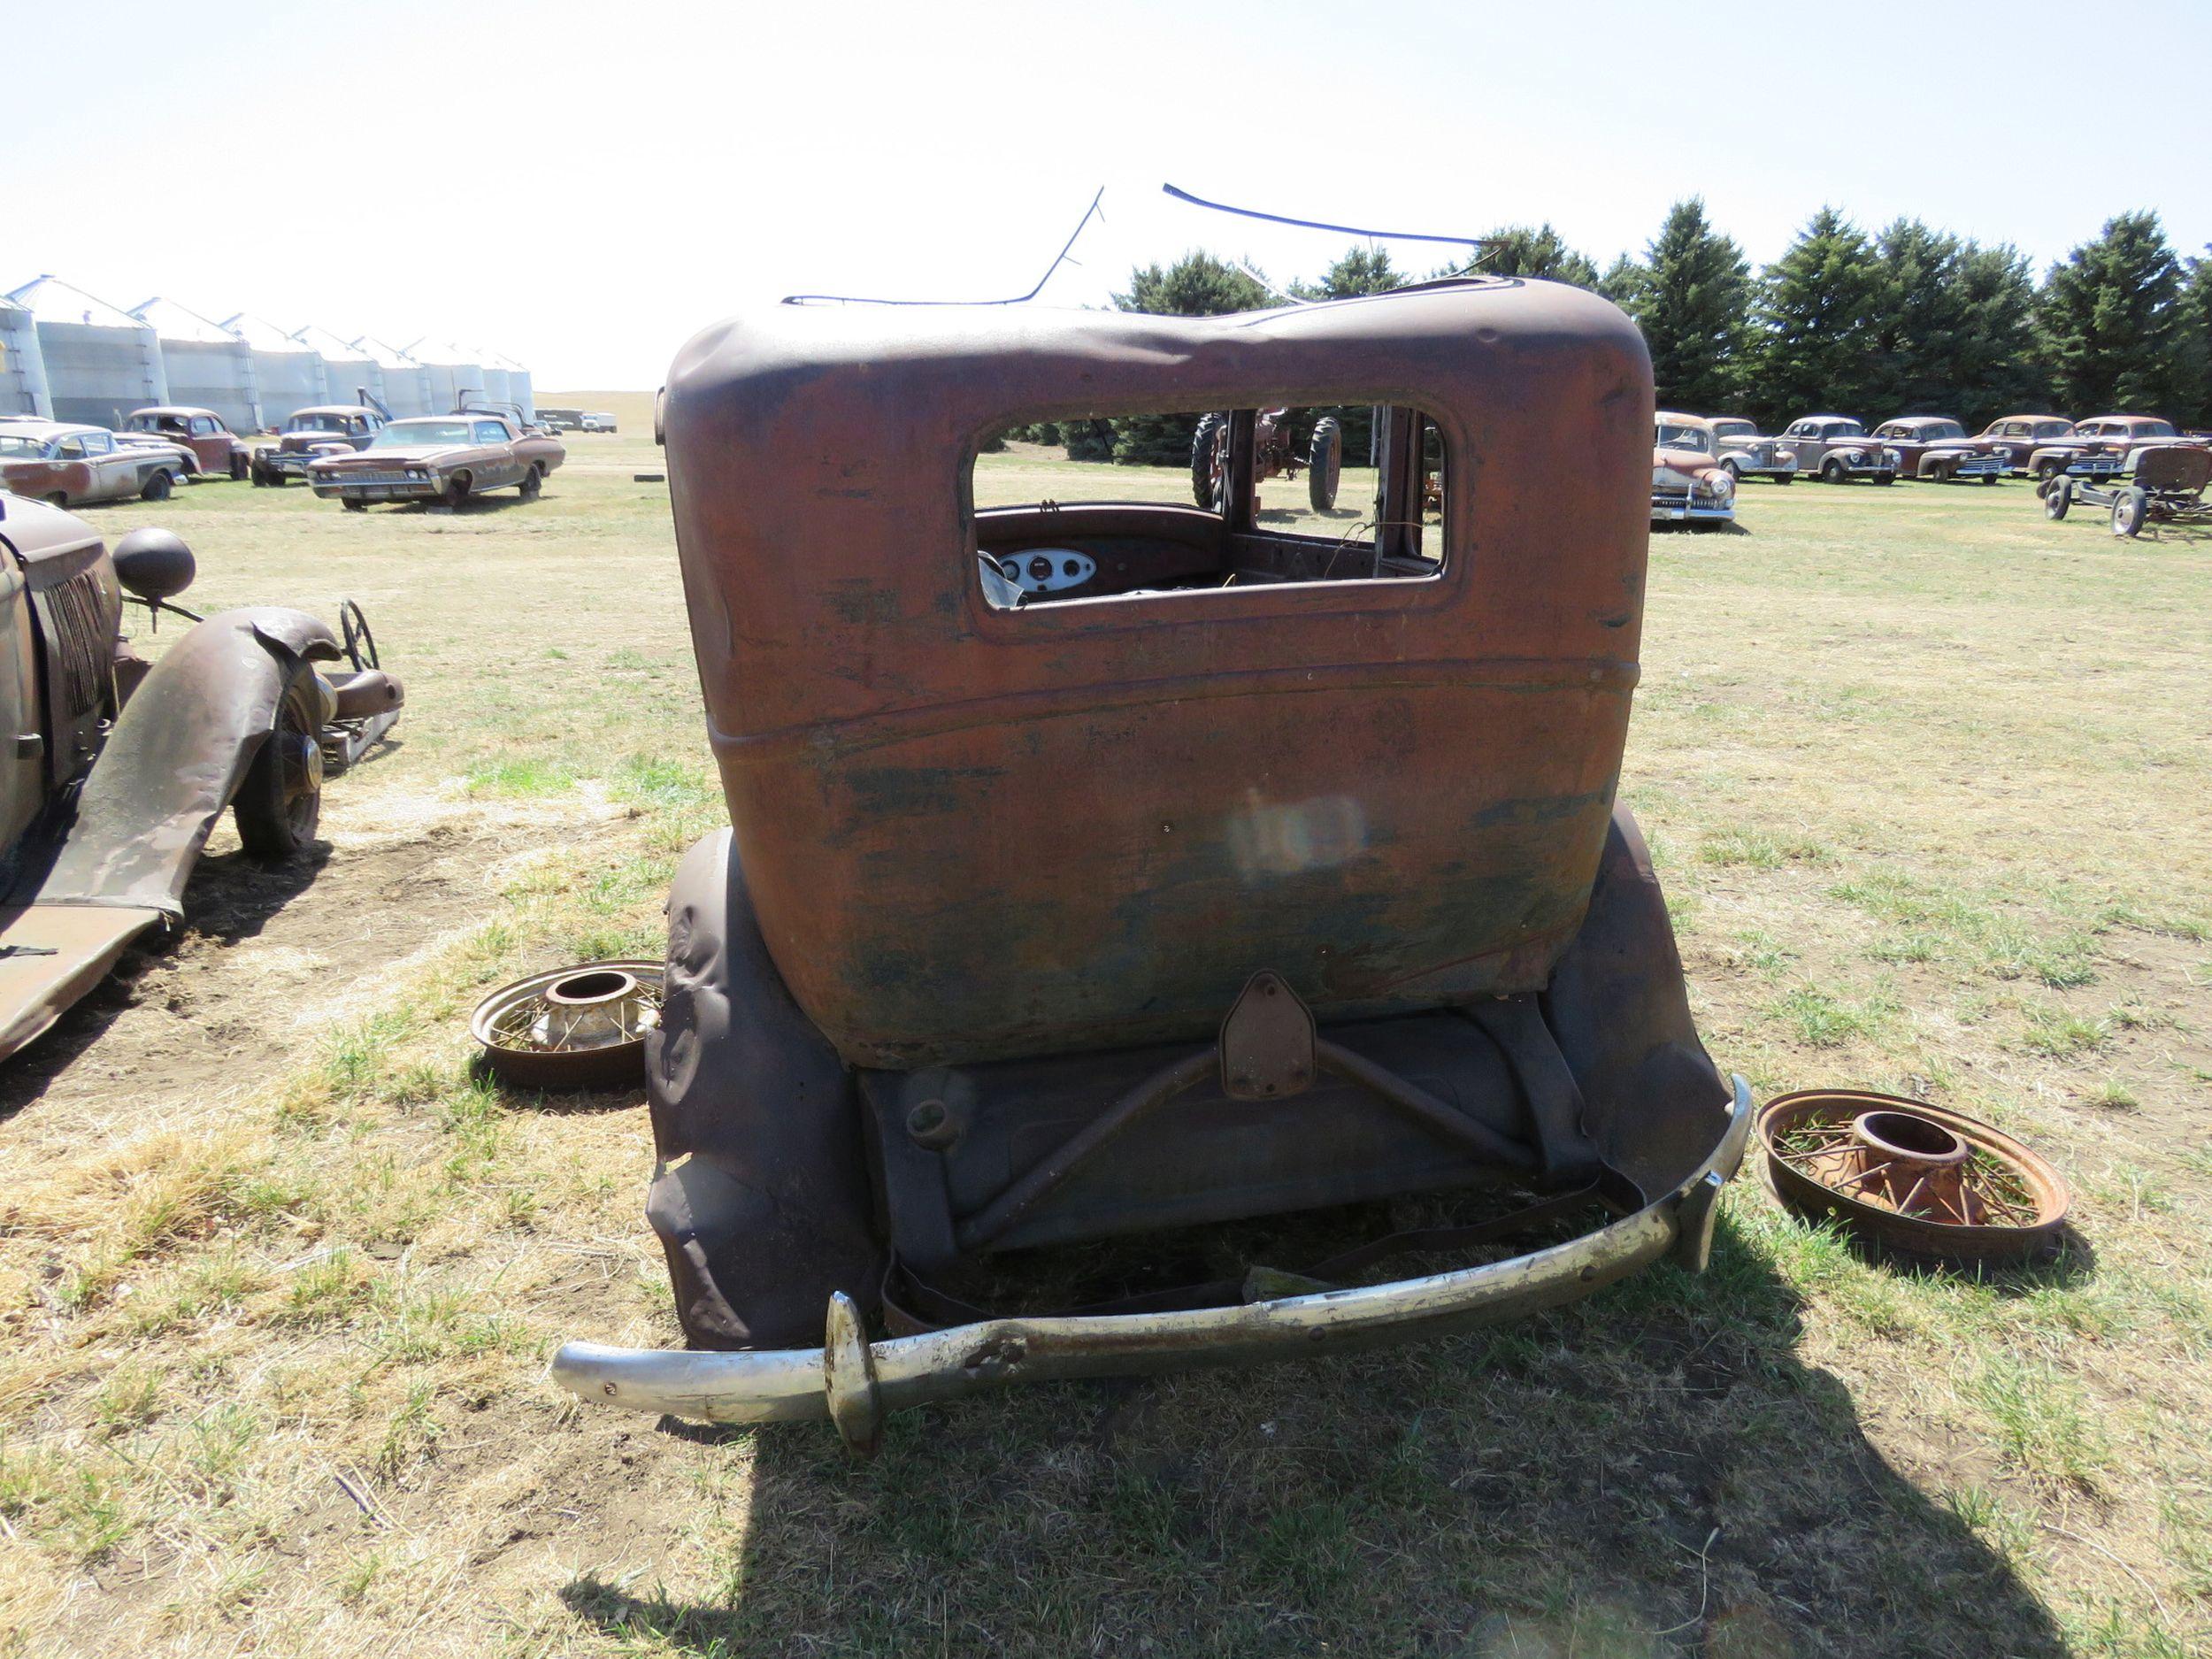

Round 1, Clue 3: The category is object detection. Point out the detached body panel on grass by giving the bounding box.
[0,491,403,1062]
[556,280,1744,1447]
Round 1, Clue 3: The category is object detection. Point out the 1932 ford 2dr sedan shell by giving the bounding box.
[307,411,564,510]
[0,421,192,508]
[552,281,1748,1449]
[0,491,403,1060]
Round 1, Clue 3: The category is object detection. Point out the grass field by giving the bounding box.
[0,401,2206,1657]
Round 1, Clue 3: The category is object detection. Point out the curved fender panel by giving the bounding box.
[18,607,339,914]
[646,829,887,1350]
[1541,805,1732,1200]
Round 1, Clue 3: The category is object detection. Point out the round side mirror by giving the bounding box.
[112,527,196,601]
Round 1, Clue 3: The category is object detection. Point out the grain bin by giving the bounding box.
[358,337,434,417]
[222,313,329,430]
[5,276,168,426]
[292,326,384,409]
[0,296,50,417]
[404,339,487,413]
[131,297,260,432]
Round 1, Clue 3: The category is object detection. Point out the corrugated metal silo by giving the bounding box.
[5,276,168,426]
[0,296,51,417]
[405,339,487,413]
[292,326,383,410]
[483,349,534,420]
[223,314,328,431]
[478,358,513,408]
[131,297,260,433]
[358,338,434,417]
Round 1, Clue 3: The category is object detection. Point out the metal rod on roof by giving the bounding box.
[782,186,1107,307]
[1161,183,1494,250]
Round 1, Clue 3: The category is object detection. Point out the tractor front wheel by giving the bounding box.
[1190,414,1226,510]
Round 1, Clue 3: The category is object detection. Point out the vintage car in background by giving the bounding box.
[1708,417,1796,483]
[2045,444,2212,539]
[1867,417,2007,483]
[252,404,388,487]
[0,421,192,507]
[306,409,565,510]
[1973,415,2079,475]
[1777,415,1899,484]
[119,407,252,481]
[549,280,1750,1450]
[0,490,402,1062]
[2026,414,2193,486]
[1652,414,1739,525]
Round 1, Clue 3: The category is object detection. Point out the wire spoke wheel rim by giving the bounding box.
[471,961,665,1091]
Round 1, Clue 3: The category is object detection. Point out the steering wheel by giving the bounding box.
[340,598,380,671]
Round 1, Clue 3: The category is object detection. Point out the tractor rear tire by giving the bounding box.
[1307,417,1342,511]
[1190,413,1226,510]
[2044,480,2071,520]
[2110,486,2148,539]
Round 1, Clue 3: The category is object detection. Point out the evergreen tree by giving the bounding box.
[2175,247,2212,426]
[1107,252,1273,464]
[1866,219,1970,415]
[1596,254,1646,311]
[1473,224,1599,288]
[2036,211,2188,415]
[1628,199,1752,412]
[1752,207,1887,426]
[1952,242,2047,426]
[1291,246,1407,300]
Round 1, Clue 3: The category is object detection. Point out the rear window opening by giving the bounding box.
[971,403,1448,609]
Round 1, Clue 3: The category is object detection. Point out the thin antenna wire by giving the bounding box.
[1162,183,1494,250]
[783,188,1107,306]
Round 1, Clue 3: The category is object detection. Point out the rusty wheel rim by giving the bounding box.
[470,961,664,1089]
[1756,1090,2069,1263]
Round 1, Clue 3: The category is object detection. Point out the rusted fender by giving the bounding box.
[0,609,339,1062]
[23,608,339,914]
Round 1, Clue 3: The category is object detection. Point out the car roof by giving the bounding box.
[127,405,220,419]
[1802,413,1859,424]
[0,420,102,440]
[288,404,379,418]
[1880,415,1958,428]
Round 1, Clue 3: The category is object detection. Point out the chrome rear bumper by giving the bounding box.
[552,1076,1755,1452]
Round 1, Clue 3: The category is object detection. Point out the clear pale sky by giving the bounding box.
[9,0,2207,388]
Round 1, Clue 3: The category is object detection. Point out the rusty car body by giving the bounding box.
[1973,414,2078,475]
[252,403,388,487]
[306,408,564,510]
[549,280,1748,1449]
[0,491,403,1062]
[2026,414,2193,486]
[119,407,252,481]
[0,421,191,508]
[1777,415,1898,483]
[2044,442,2212,538]
[1707,417,1796,483]
[1651,414,1738,525]
[1867,417,2006,482]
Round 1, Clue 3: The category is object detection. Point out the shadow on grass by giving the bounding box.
[559,1211,2070,1658]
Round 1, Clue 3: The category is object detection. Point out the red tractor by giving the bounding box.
[1191,408,1342,512]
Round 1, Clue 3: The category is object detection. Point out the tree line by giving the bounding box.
[1108,206,2212,435]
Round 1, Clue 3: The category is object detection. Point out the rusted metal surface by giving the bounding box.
[661,281,1654,1072]
[120,407,250,479]
[0,490,403,1063]
[471,961,664,1091]
[1,420,190,507]
[2045,443,2212,537]
[552,1074,1753,1444]
[1757,1090,2069,1263]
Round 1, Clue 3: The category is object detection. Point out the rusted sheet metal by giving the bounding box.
[27,609,337,913]
[0,902,168,1059]
[663,282,1654,1070]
